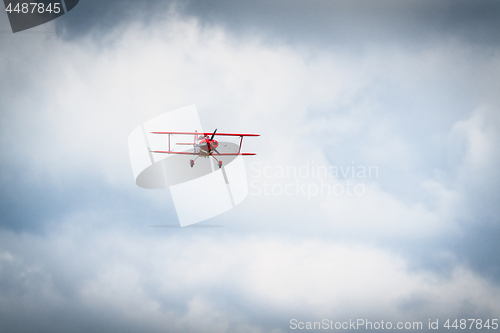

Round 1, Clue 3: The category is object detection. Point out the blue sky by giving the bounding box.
[1,1,500,332]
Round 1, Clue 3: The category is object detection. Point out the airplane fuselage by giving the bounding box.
[195,137,218,157]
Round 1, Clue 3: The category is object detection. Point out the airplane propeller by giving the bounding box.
[209,129,220,155]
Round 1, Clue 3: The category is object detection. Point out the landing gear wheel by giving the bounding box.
[218,161,222,169]
[190,159,194,168]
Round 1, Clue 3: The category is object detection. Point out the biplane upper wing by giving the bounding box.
[150,131,259,137]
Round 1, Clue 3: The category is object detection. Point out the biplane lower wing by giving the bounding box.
[151,151,256,156]
[217,153,256,156]
[151,151,198,155]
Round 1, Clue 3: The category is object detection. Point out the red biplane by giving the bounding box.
[150,129,259,168]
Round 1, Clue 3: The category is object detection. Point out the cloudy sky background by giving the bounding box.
[1,1,500,332]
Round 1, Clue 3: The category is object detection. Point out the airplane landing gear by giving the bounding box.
[218,161,222,169]
[190,159,194,168]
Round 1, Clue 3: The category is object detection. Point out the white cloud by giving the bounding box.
[1,217,499,332]
[452,108,500,181]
